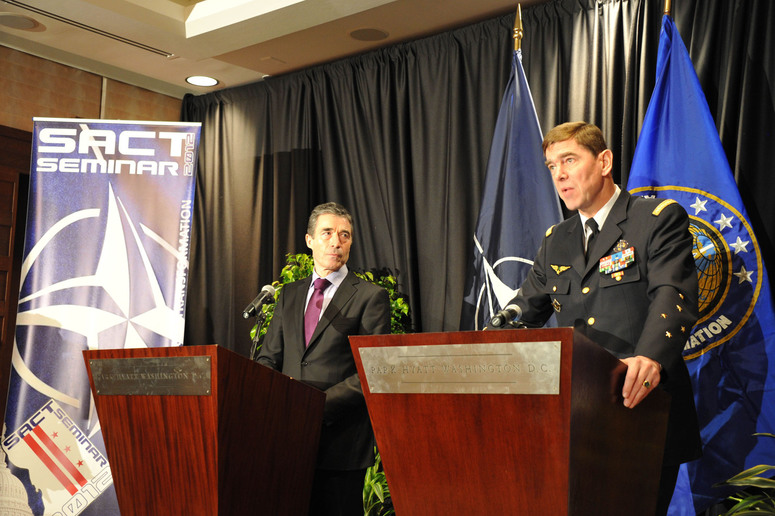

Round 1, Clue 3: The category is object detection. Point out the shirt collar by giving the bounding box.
[312,264,348,289]
[580,185,621,233]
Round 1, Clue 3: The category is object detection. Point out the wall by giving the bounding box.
[0,45,182,132]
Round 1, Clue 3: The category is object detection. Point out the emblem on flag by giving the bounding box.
[631,186,762,358]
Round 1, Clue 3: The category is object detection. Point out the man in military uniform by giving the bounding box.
[505,122,701,515]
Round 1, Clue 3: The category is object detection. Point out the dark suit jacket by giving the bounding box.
[257,270,390,470]
[510,189,702,465]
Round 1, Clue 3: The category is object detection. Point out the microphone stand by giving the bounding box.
[249,310,268,361]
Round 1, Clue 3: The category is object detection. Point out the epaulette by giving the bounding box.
[652,199,677,216]
[545,225,556,237]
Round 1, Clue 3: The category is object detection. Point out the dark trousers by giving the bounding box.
[656,463,681,516]
[308,468,367,516]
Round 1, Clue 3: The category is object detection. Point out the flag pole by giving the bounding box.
[664,0,671,15]
[513,4,523,51]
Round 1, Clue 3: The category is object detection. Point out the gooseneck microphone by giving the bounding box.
[489,304,522,328]
[242,285,276,318]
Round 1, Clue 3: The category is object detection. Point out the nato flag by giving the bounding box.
[460,49,562,331]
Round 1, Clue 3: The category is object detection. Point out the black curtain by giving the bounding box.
[181,0,775,361]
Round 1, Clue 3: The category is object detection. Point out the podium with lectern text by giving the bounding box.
[83,345,325,516]
[350,327,670,516]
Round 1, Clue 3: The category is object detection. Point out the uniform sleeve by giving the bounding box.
[635,202,699,375]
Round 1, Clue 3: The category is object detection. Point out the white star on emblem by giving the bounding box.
[730,236,750,254]
[733,265,754,284]
[714,213,734,231]
[690,197,708,215]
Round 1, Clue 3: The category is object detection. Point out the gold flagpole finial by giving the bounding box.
[664,0,671,15]
[513,3,524,51]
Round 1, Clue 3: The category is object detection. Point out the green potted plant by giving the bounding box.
[714,433,775,515]
[364,450,394,515]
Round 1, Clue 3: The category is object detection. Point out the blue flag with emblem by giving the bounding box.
[460,48,562,330]
[627,15,775,514]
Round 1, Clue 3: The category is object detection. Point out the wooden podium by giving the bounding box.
[83,345,325,516]
[350,327,670,516]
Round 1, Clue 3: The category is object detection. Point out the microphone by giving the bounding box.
[489,304,522,328]
[242,285,276,318]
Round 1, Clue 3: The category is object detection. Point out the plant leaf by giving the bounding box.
[723,465,775,485]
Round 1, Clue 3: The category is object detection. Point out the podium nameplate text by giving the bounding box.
[358,340,561,394]
[89,355,212,395]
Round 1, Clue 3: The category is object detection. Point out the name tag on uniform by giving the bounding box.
[599,246,635,274]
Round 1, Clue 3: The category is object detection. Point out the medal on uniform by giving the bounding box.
[599,239,635,276]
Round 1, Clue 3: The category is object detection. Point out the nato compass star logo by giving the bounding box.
[470,234,533,330]
[13,182,189,421]
[631,186,764,359]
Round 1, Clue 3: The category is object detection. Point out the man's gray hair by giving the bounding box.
[307,202,354,236]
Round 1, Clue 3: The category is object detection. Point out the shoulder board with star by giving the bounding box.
[652,199,677,216]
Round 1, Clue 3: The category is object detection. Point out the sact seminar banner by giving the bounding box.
[2,118,200,515]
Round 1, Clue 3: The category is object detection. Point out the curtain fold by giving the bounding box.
[181,0,774,359]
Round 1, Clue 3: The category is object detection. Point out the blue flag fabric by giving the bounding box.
[627,16,775,513]
[460,49,562,330]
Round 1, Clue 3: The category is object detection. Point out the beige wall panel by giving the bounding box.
[1,47,183,132]
[103,79,181,122]
[0,46,101,132]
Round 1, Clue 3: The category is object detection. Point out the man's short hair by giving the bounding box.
[307,202,354,236]
[543,121,608,157]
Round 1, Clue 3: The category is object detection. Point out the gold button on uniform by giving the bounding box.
[582,287,590,294]
[553,286,557,292]
[587,317,595,325]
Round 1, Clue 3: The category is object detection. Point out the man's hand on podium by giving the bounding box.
[620,355,662,409]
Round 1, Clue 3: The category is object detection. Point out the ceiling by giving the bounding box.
[0,0,546,99]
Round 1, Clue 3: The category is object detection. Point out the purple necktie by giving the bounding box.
[304,278,330,346]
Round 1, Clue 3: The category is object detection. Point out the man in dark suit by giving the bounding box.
[505,122,701,516]
[257,202,390,516]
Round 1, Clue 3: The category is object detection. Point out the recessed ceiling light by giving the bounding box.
[0,13,45,32]
[349,28,389,42]
[186,75,219,87]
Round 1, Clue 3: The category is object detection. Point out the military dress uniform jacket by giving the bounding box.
[510,189,702,465]
[257,270,390,470]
